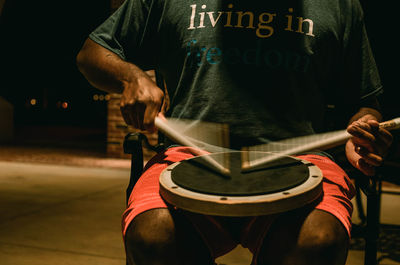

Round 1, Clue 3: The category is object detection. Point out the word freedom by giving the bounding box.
[186,39,311,73]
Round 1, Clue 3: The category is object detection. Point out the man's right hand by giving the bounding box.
[119,73,164,132]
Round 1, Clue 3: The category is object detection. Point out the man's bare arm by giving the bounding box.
[76,38,164,131]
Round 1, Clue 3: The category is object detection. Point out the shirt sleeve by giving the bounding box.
[341,0,383,107]
[88,0,158,70]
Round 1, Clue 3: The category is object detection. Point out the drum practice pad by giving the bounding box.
[159,151,323,216]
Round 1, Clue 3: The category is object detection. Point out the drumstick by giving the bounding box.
[242,117,400,172]
[154,117,231,176]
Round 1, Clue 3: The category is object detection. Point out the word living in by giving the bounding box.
[188,4,315,39]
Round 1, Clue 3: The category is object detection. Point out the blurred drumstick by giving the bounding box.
[154,117,231,176]
[379,118,400,130]
[242,117,400,172]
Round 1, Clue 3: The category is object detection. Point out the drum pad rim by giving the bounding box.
[159,154,323,217]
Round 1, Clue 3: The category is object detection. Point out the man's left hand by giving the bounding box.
[345,114,393,176]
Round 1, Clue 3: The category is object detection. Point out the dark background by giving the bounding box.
[0,0,397,148]
[361,1,397,120]
[0,0,112,149]
[0,0,110,128]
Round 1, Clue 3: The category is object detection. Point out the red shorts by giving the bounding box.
[122,147,355,263]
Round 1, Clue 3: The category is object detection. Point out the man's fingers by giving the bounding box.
[120,101,161,131]
[357,158,376,176]
[120,102,146,130]
[367,119,380,128]
[377,127,394,147]
[133,103,146,131]
[347,121,376,142]
[355,146,383,166]
[143,103,160,132]
[347,120,384,154]
[349,120,393,148]
[120,104,134,126]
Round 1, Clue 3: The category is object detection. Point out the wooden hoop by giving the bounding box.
[159,152,323,216]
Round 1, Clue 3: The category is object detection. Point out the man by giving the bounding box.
[76,0,393,264]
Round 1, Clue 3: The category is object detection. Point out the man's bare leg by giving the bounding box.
[125,208,214,265]
[257,208,349,265]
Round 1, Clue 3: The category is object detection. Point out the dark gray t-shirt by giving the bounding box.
[89,0,382,147]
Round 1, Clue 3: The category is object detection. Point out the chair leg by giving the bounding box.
[355,179,367,225]
[364,179,379,265]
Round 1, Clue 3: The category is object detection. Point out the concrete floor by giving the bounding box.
[0,161,127,265]
[1,159,399,265]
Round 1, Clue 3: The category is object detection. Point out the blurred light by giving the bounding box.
[99,95,105,101]
[105,94,110,101]
[93,94,99,101]
[30,99,37,106]
[62,102,68,109]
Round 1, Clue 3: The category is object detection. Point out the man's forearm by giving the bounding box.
[76,38,147,94]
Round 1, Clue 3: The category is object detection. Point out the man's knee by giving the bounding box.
[126,209,176,249]
[296,219,349,256]
[258,209,349,265]
[125,209,178,264]
[292,210,350,264]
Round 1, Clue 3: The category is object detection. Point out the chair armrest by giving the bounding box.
[123,132,147,154]
[123,132,146,203]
